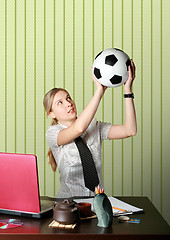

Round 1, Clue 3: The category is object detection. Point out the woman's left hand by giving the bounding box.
[91,67,107,96]
[124,59,136,93]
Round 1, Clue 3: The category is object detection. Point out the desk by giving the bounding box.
[0,197,169,240]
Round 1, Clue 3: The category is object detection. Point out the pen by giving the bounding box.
[112,207,126,212]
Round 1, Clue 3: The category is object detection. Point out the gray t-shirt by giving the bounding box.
[46,118,112,198]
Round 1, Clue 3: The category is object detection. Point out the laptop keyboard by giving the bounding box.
[40,199,54,211]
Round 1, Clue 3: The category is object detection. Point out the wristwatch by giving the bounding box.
[124,93,134,99]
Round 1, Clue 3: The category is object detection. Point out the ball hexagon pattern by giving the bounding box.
[92,48,131,88]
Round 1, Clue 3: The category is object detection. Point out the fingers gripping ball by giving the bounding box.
[92,48,131,88]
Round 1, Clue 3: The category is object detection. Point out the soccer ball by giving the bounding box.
[92,48,131,88]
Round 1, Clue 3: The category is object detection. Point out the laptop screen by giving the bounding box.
[0,152,41,214]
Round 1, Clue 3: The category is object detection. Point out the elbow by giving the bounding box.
[126,125,137,137]
[74,124,86,136]
[77,127,85,135]
[128,121,137,137]
[129,127,137,137]
[131,129,137,136]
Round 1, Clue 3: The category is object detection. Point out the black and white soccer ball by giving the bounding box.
[92,48,131,88]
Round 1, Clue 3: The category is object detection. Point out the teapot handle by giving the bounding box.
[53,201,58,207]
[71,207,78,212]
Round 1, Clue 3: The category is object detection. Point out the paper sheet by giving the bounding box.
[108,197,143,214]
[74,197,143,216]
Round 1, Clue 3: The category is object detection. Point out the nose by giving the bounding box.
[66,100,72,107]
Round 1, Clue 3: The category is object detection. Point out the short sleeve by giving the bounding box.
[97,121,112,140]
[46,125,62,148]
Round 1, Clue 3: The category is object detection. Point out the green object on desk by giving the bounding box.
[93,193,113,228]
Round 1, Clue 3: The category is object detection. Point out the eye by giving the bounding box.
[67,96,71,101]
[57,101,62,105]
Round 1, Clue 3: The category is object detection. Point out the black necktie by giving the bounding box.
[75,136,99,192]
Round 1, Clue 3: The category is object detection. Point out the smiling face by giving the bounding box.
[48,90,77,126]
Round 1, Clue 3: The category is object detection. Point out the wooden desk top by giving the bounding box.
[0,196,170,240]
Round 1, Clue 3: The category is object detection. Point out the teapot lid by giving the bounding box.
[54,199,76,209]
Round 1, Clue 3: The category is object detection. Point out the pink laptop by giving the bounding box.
[0,152,54,218]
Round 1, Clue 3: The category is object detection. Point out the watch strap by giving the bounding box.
[124,93,134,99]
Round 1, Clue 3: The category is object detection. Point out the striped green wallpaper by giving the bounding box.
[0,0,170,225]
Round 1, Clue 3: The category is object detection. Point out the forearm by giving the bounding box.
[108,60,137,139]
[57,87,104,146]
[108,96,137,140]
[124,97,137,136]
[123,72,137,136]
[74,88,103,133]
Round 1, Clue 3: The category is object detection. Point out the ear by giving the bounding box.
[47,111,56,119]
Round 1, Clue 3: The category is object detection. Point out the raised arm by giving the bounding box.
[57,74,106,146]
[108,60,137,139]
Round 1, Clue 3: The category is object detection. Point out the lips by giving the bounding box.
[68,108,75,113]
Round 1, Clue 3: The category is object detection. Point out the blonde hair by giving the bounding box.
[43,88,68,172]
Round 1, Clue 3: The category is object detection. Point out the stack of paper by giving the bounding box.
[74,197,143,216]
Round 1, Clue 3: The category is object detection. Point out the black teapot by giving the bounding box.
[53,199,80,224]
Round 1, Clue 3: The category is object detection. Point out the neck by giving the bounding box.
[59,118,77,127]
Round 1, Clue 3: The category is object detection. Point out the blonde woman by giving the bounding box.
[43,60,137,198]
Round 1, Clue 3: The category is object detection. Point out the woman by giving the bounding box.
[43,60,137,198]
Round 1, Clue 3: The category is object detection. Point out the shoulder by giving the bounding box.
[47,124,63,132]
[85,119,112,140]
[97,120,112,140]
[46,124,63,137]
[87,118,111,131]
[46,124,64,148]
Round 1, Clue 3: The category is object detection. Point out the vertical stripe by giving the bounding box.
[102,0,104,50]
[63,0,65,88]
[131,0,133,59]
[34,0,36,154]
[15,0,17,153]
[151,0,153,201]
[122,0,124,195]
[162,0,170,224]
[54,0,55,87]
[141,0,143,196]
[131,0,134,196]
[112,0,114,48]
[112,0,114,196]
[83,0,85,109]
[160,0,162,214]
[92,0,94,95]
[102,0,104,181]
[73,0,75,100]
[5,0,7,153]
[44,0,46,195]
[53,0,56,197]
[24,0,26,154]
